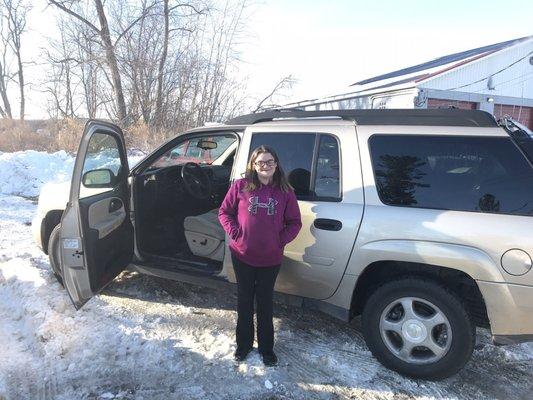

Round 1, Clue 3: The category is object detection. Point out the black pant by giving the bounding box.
[231,253,280,354]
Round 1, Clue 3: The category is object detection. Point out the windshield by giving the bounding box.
[149,135,237,168]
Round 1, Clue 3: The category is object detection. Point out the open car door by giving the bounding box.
[60,120,133,309]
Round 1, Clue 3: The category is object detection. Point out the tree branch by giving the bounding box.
[168,27,194,33]
[48,1,100,34]
[254,75,296,113]
[113,3,157,48]
[168,3,207,15]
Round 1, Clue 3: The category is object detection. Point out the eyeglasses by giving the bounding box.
[254,159,276,167]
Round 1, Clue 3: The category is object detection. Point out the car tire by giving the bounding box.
[48,224,64,286]
[361,277,475,380]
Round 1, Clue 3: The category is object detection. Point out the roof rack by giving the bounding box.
[226,109,498,127]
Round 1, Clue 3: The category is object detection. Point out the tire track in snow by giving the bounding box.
[0,258,64,400]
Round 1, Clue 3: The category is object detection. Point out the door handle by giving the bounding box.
[109,198,123,213]
[314,218,342,231]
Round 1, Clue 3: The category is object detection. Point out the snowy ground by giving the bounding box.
[0,151,532,400]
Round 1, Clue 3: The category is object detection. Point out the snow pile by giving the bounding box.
[0,150,74,197]
[0,150,144,198]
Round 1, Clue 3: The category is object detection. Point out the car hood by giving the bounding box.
[37,181,111,215]
[36,182,71,215]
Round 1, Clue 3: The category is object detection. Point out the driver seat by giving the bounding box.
[183,209,225,261]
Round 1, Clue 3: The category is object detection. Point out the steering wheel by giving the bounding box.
[181,162,212,199]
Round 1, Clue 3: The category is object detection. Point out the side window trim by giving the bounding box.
[308,133,320,194]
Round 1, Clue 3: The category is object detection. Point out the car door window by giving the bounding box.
[250,133,315,197]
[250,132,341,201]
[314,135,341,199]
[81,132,122,198]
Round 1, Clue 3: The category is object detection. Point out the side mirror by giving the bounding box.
[82,168,114,188]
[170,149,181,159]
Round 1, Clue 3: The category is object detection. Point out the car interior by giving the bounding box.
[133,133,239,274]
[131,131,342,275]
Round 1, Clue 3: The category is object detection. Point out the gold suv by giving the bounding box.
[32,109,533,380]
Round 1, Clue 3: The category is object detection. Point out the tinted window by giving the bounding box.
[250,132,342,201]
[314,135,340,198]
[369,135,533,216]
[250,133,315,197]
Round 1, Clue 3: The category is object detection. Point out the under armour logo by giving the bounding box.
[248,196,278,215]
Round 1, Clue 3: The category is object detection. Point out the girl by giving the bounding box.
[218,145,302,366]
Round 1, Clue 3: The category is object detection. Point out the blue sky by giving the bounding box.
[18,0,533,118]
[262,0,533,29]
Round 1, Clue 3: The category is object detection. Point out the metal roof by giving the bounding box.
[226,109,498,127]
[351,36,533,87]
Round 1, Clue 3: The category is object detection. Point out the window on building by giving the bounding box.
[369,135,533,216]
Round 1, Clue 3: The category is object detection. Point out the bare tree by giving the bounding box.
[152,1,206,127]
[180,0,249,128]
[2,0,30,120]
[116,0,161,124]
[43,18,79,119]
[44,0,251,141]
[75,22,100,118]
[0,37,13,118]
[0,0,30,120]
[48,0,154,124]
[153,0,170,127]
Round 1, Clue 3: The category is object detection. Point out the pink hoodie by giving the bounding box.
[218,178,302,267]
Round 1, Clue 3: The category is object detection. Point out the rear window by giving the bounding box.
[369,135,533,216]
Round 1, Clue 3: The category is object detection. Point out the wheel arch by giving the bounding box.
[350,260,490,328]
[42,209,64,255]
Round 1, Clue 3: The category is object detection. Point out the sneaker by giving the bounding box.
[261,351,278,367]
[234,347,252,362]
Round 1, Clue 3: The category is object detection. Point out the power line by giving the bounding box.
[491,71,533,89]
[445,50,533,91]
[469,72,533,94]
[500,75,532,90]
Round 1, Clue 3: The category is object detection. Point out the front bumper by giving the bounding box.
[477,281,533,343]
[31,215,44,251]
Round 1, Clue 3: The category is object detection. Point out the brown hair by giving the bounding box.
[244,145,293,192]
